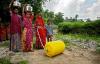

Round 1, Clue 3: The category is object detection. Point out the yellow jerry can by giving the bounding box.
[44,40,65,57]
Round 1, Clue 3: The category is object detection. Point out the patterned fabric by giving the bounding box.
[7,25,10,40]
[10,13,21,34]
[34,16,46,49]
[22,15,33,52]
[0,26,6,41]
[10,33,21,52]
[0,26,2,42]
[10,13,22,52]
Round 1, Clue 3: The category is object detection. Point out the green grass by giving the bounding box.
[54,34,71,48]
[0,41,9,47]
[19,60,28,64]
[67,34,100,43]
[0,57,28,64]
[54,33,100,43]
[54,33,100,50]
[0,57,11,64]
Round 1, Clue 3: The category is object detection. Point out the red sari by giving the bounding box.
[22,15,33,51]
[0,25,6,41]
[0,25,2,42]
[7,24,10,40]
[34,15,46,49]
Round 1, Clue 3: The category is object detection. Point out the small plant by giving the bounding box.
[0,57,11,64]
[96,43,100,47]
[96,47,100,53]
[19,60,28,64]
[96,43,100,53]
[0,41,9,47]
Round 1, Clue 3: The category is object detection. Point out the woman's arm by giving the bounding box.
[9,0,15,16]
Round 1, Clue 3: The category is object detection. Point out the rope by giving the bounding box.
[37,27,45,48]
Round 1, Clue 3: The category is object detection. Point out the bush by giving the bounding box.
[19,60,28,64]
[58,20,100,35]
[58,21,87,34]
[0,41,9,47]
[96,43,100,53]
[0,57,11,64]
[96,47,100,53]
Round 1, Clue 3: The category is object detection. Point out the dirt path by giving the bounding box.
[7,45,99,64]
[0,40,100,64]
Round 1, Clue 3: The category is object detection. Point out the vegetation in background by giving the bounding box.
[58,20,100,35]
[43,10,64,25]
[53,12,64,25]
[19,0,50,13]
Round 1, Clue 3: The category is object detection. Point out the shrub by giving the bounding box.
[0,57,11,64]
[96,47,100,53]
[58,21,87,34]
[19,60,28,64]
[58,20,100,35]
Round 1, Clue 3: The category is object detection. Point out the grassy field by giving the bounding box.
[55,33,100,43]
[0,33,100,48]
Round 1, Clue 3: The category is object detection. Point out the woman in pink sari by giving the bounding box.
[22,11,34,52]
[10,7,22,52]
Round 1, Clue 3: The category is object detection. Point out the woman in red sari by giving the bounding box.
[34,13,46,49]
[22,11,34,52]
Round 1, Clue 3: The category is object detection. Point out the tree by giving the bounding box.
[0,0,11,24]
[43,9,49,18]
[0,0,50,24]
[86,18,91,22]
[43,10,54,19]
[75,14,79,21]
[19,0,50,13]
[49,11,54,19]
[54,12,64,25]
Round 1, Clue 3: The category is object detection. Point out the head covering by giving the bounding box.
[13,0,21,7]
[25,4,33,12]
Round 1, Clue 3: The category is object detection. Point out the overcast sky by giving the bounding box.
[43,0,100,20]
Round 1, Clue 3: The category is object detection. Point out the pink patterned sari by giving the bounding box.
[22,15,33,51]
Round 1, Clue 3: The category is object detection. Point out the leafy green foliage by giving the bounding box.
[58,20,100,35]
[19,0,50,13]
[0,0,11,24]
[58,21,87,34]
[75,14,79,21]
[43,10,64,25]
[54,12,64,25]
[43,9,55,20]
